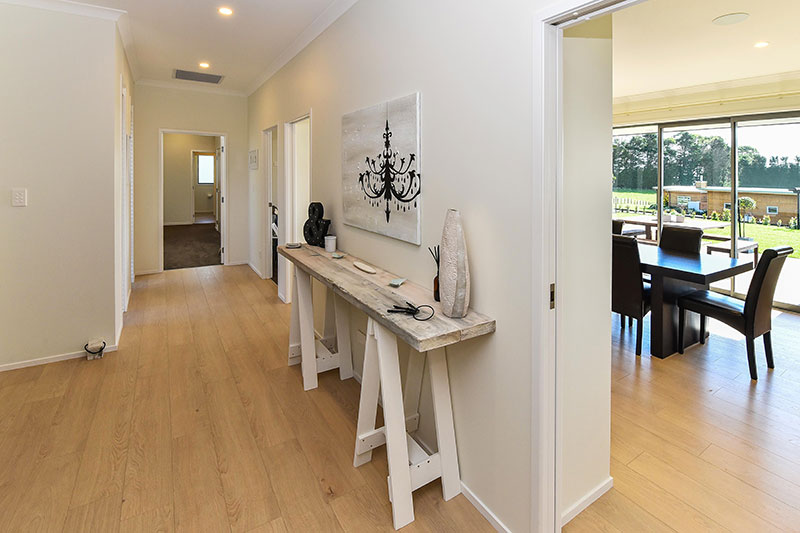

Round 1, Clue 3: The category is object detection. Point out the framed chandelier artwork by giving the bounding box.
[342,93,421,245]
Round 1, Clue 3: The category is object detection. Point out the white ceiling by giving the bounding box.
[84,0,354,94]
[613,0,800,97]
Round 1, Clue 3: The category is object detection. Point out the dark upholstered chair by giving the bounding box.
[613,235,651,355]
[678,246,793,380]
[612,219,624,235]
[659,225,703,254]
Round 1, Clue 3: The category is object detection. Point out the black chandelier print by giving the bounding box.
[358,120,421,223]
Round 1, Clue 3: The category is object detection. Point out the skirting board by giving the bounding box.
[561,476,614,526]
[461,482,512,533]
[0,343,119,373]
[248,262,265,279]
[135,268,162,277]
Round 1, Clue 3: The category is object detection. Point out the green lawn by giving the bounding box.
[704,223,800,259]
[612,188,800,259]
[613,188,657,205]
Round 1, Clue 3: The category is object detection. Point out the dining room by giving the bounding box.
[562,0,800,529]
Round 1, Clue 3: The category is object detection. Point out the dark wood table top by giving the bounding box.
[638,244,753,285]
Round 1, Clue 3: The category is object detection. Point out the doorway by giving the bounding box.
[278,114,311,302]
[263,126,278,284]
[159,131,226,270]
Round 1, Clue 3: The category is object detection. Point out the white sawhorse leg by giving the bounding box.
[353,318,462,530]
[288,267,354,390]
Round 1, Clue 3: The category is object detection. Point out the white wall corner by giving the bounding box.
[248,262,265,279]
[245,0,359,95]
[461,482,513,533]
[561,476,613,526]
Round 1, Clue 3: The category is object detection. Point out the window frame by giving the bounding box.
[195,152,216,185]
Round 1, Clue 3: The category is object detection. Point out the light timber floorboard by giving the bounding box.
[0,265,491,532]
[565,310,800,532]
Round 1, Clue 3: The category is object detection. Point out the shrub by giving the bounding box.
[790,217,799,230]
[711,211,719,221]
[762,215,771,226]
[778,219,783,228]
[721,209,732,222]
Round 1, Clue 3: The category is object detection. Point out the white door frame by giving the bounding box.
[158,129,229,271]
[279,112,312,303]
[532,1,644,530]
[262,126,277,280]
[119,81,128,321]
[190,149,218,223]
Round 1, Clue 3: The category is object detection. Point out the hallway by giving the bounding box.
[0,265,491,532]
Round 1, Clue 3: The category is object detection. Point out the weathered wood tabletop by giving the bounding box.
[278,244,495,352]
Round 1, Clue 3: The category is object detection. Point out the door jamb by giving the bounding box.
[533,1,645,530]
[158,129,229,272]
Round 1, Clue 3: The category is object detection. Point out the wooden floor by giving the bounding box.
[565,309,800,532]
[0,265,492,532]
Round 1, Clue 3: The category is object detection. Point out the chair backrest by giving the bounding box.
[612,220,624,235]
[744,246,793,336]
[659,225,703,254]
[612,235,645,318]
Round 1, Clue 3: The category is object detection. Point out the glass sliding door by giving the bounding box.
[612,125,658,226]
[732,117,800,308]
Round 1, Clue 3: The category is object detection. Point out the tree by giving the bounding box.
[738,196,756,238]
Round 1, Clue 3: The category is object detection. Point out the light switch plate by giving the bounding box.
[12,188,27,207]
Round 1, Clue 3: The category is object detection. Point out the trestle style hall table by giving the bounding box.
[278,244,495,529]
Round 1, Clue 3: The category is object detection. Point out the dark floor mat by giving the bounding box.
[164,224,221,270]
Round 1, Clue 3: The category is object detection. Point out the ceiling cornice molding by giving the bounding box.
[615,70,800,105]
[116,13,140,80]
[0,0,124,20]
[245,0,359,96]
[136,78,247,98]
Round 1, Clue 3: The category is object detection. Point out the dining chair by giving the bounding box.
[677,246,793,380]
[612,235,651,356]
[659,225,703,254]
[612,219,624,235]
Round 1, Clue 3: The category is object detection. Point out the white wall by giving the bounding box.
[162,134,216,224]
[247,1,536,529]
[133,84,248,273]
[559,36,613,523]
[0,3,118,365]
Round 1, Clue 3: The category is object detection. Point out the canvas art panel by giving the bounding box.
[342,93,421,245]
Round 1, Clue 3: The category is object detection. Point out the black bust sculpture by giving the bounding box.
[303,202,331,246]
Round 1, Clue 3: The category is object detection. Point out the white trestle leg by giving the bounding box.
[288,267,354,390]
[353,319,462,529]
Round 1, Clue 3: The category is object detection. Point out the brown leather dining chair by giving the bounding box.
[677,246,793,380]
[659,225,703,254]
[612,235,651,356]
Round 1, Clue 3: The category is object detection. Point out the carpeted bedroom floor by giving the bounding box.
[164,223,221,270]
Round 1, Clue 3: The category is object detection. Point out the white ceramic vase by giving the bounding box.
[439,209,470,318]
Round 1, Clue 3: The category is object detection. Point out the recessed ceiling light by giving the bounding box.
[754,41,770,48]
[218,6,233,16]
[712,12,749,26]
[199,62,210,69]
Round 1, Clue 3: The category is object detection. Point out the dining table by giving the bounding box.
[615,215,729,241]
[638,244,753,358]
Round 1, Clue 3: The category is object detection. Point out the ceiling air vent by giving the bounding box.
[174,69,224,84]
